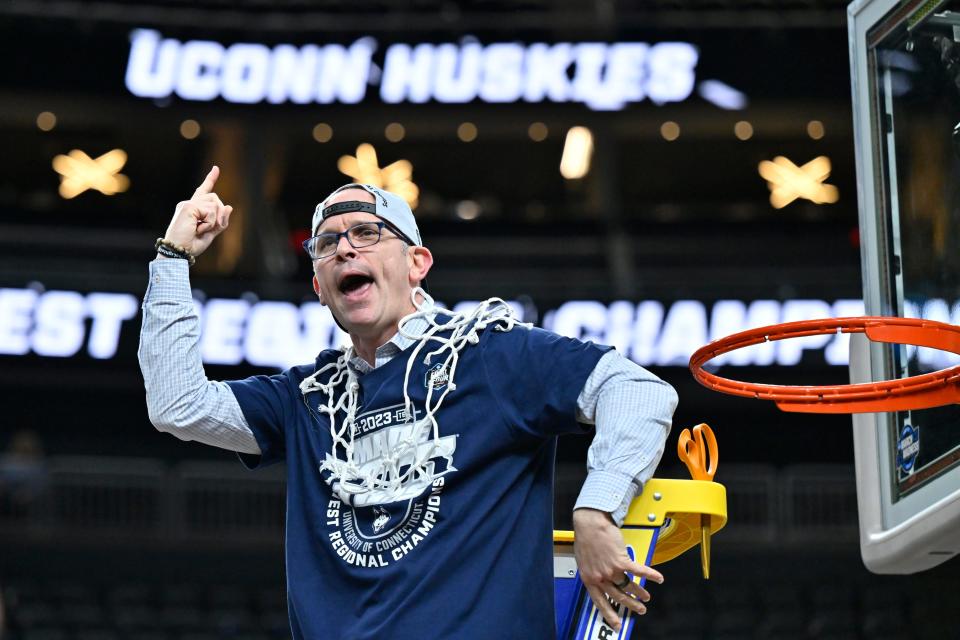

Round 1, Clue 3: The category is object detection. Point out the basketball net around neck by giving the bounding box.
[298,287,529,507]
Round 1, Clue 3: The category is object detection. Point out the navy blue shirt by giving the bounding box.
[228,323,610,639]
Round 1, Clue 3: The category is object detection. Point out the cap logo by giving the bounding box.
[367,186,389,208]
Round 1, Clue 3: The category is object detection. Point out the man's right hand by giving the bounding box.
[161,165,234,258]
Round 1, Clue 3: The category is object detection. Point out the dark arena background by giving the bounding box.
[2,1,960,638]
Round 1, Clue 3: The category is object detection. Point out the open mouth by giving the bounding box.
[339,274,374,295]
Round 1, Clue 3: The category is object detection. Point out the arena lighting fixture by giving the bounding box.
[457,122,478,142]
[385,122,405,142]
[807,120,826,140]
[36,111,56,131]
[337,143,419,208]
[52,149,130,199]
[758,155,839,209]
[660,121,681,141]
[559,126,593,180]
[455,200,481,220]
[179,119,201,139]
[313,123,333,143]
[734,121,753,140]
[528,122,548,142]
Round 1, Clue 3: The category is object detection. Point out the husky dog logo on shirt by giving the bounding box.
[372,506,391,533]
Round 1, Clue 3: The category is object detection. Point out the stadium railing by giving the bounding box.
[0,457,857,547]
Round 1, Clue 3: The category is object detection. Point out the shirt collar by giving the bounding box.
[347,314,433,374]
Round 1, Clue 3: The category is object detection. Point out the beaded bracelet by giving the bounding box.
[155,238,196,266]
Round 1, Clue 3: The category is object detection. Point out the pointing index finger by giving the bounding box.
[193,165,220,198]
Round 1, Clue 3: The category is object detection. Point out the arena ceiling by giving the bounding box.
[3,0,850,31]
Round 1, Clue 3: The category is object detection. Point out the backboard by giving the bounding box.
[849,0,960,572]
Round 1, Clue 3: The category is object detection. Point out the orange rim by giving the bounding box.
[688,316,960,413]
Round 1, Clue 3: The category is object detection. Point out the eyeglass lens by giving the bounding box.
[310,222,382,258]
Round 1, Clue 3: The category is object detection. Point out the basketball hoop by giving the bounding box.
[689,316,960,413]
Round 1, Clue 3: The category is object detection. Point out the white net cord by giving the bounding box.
[299,287,529,506]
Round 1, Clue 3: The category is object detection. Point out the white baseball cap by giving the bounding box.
[312,183,422,246]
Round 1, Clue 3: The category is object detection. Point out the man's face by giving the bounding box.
[311,189,430,340]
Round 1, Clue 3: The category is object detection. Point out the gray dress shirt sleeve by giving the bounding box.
[573,350,678,526]
[138,258,260,455]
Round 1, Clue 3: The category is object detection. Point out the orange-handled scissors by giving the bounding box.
[677,423,718,579]
[678,423,718,482]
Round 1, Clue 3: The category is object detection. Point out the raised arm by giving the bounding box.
[138,167,260,454]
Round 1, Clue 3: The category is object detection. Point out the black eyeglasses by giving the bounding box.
[302,221,400,260]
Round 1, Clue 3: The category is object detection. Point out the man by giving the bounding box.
[139,166,677,639]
